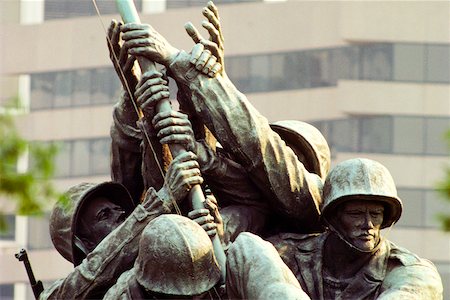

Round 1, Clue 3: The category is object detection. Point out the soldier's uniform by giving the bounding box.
[40,182,174,299]
[103,214,221,299]
[166,52,330,234]
[227,159,443,299]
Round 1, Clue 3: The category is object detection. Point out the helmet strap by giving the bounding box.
[73,235,89,256]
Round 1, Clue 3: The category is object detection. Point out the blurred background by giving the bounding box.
[0,0,449,299]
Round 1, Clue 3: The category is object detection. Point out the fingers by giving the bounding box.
[172,151,198,165]
[205,194,218,208]
[195,49,212,71]
[201,55,217,76]
[188,208,217,237]
[121,23,153,35]
[152,110,190,128]
[200,39,220,64]
[188,208,210,220]
[185,22,205,44]
[210,63,222,77]
[190,43,204,65]
[134,71,169,111]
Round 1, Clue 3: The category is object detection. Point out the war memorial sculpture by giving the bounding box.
[16,1,443,299]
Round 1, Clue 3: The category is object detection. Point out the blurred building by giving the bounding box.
[0,0,449,299]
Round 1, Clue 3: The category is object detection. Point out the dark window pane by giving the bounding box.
[91,68,117,105]
[284,52,311,89]
[309,49,333,87]
[0,285,14,300]
[360,116,392,153]
[424,189,448,228]
[269,53,288,90]
[72,70,91,106]
[361,44,393,81]
[72,140,90,176]
[333,46,360,81]
[396,189,424,227]
[393,117,425,154]
[53,71,72,108]
[30,73,55,110]
[27,215,53,250]
[425,117,450,155]
[227,56,251,92]
[426,44,450,83]
[90,138,110,175]
[0,215,15,240]
[393,44,425,82]
[248,55,271,92]
[54,141,71,177]
[329,119,359,152]
[44,0,141,20]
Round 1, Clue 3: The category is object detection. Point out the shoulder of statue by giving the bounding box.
[387,240,423,267]
[268,232,323,250]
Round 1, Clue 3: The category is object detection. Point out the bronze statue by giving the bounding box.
[228,159,443,299]
[104,214,222,299]
[41,151,203,299]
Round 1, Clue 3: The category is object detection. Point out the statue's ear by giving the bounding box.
[73,235,93,255]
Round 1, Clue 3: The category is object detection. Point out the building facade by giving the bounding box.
[1,0,449,299]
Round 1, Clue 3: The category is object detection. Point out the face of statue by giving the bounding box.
[78,196,127,251]
[336,200,384,252]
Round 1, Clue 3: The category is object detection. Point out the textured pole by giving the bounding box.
[115,0,226,283]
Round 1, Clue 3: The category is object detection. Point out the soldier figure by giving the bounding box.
[104,214,222,299]
[40,150,203,299]
[227,158,443,299]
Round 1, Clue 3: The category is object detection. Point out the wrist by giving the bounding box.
[156,186,174,212]
[162,47,181,66]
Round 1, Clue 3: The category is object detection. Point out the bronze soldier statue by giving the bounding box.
[227,158,443,299]
[40,150,203,299]
[104,214,222,299]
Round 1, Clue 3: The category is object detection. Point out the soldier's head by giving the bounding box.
[49,182,135,266]
[135,214,221,299]
[270,120,330,180]
[321,158,402,252]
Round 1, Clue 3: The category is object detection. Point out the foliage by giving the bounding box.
[0,100,63,231]
[437,130,450,231]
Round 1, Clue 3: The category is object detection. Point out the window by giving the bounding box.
[249,55,271,92]
[396,188,424,227]
[27,215,53,250]
[426,44,450,83]
[425,118,450,155]
[424,189,448,228]
[360,116,392,153]
[0,285,13,300]
[90,139,110,175]
[30,73,55,110]
[329,119,359,152]
[53,72,72,108]
[44,0,142,20]
[393,117,425,155]
[52,138,110,178]
[393,44,425,82]
[72,140,90,176]
[72,70,92,107]
[0,215,15,240]
[360,44,393,81]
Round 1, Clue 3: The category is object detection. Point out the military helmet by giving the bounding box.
[49,182,135,266]
[135,214,221,296]
[321,158,403,229]
[270,120,331,179]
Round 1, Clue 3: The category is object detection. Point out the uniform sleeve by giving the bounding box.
[110,92,145,204]
[226,232,310,300]
[377,259,443,300]
[168,52,322,231]
[39,188,170,300]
